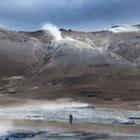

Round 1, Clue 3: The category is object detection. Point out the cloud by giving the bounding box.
[0,0,140,31]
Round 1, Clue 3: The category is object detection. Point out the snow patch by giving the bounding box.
[107,26,140,33]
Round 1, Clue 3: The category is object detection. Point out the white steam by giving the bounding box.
[42,23,63,41]
[41,23,75,42]
[0,121,14,136]
[107,25,140,33]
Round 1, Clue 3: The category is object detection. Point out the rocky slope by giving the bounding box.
[0,25,140,101]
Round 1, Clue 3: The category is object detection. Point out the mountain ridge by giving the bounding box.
[0,25,140,102]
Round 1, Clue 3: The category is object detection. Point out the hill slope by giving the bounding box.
[0,25,140,102]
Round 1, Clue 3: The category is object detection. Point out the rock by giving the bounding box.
[7,88,16,93]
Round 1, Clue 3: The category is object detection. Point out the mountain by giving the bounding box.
[0,25,140,102]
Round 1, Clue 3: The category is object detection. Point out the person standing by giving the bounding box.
[69,114,73,125]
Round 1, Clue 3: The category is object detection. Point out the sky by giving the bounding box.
[0,0,140,31]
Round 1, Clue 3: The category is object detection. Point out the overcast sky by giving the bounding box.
[0,0,140,31]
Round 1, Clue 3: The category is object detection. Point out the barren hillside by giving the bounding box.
[0,26,140,103]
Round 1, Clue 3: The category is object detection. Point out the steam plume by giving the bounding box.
[42,23,62,41]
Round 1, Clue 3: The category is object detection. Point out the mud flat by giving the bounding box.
[0,98,140,140]
[0,120,140,140]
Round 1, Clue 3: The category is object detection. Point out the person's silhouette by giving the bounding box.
[69,114,73,124]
